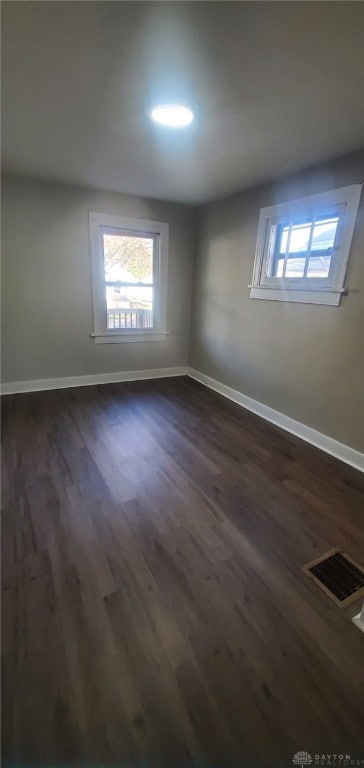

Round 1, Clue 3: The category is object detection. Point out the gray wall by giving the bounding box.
[2,173,196,382]
[189,150,364,452]
[3,153,364,452]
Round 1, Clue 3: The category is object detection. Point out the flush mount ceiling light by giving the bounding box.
[147,103,195,128]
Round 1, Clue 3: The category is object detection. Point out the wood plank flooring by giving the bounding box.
[2,376,364,767]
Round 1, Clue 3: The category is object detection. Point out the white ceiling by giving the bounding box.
[3,1,364,205]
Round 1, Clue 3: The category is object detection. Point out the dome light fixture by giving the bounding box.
[147,103,195,128]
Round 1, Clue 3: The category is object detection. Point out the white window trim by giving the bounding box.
[89,212,169,343]
[250,184,362,306]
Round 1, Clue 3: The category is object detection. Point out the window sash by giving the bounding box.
[101,227,157,280]
[260,204,345,290]
[101,225,158,239]
[101,227,159,332]
[105,281,154,287]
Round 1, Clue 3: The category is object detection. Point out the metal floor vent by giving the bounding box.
[303,548,364,608]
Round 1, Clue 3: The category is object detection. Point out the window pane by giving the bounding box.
[307,256,331,278]
[274,223,310,277]
[287,223,311,253]
[103,234,153,284]
[306,217,338,278]
[106,285,153,329]
[279,227,289,254]
[285,257,305,278]
[311,217,338,251]
[279,223,311,254]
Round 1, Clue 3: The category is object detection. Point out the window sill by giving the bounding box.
[91,330,168,344]
[249,286,344,306]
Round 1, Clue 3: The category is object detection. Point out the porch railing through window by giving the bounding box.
[107,308,153,329]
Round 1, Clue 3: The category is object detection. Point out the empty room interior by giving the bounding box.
[2,2,364,767]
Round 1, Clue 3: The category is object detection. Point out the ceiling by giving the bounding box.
[3,1,364,205]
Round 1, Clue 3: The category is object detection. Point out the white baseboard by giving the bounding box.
[187,368,364,473]
[1,366,188,395]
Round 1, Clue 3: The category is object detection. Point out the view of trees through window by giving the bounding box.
[102,232,154,330]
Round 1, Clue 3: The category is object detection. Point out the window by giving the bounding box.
[89,212,168,343]
[250,184,362,305]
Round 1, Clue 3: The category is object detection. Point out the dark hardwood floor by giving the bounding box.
[2,376,364,768]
